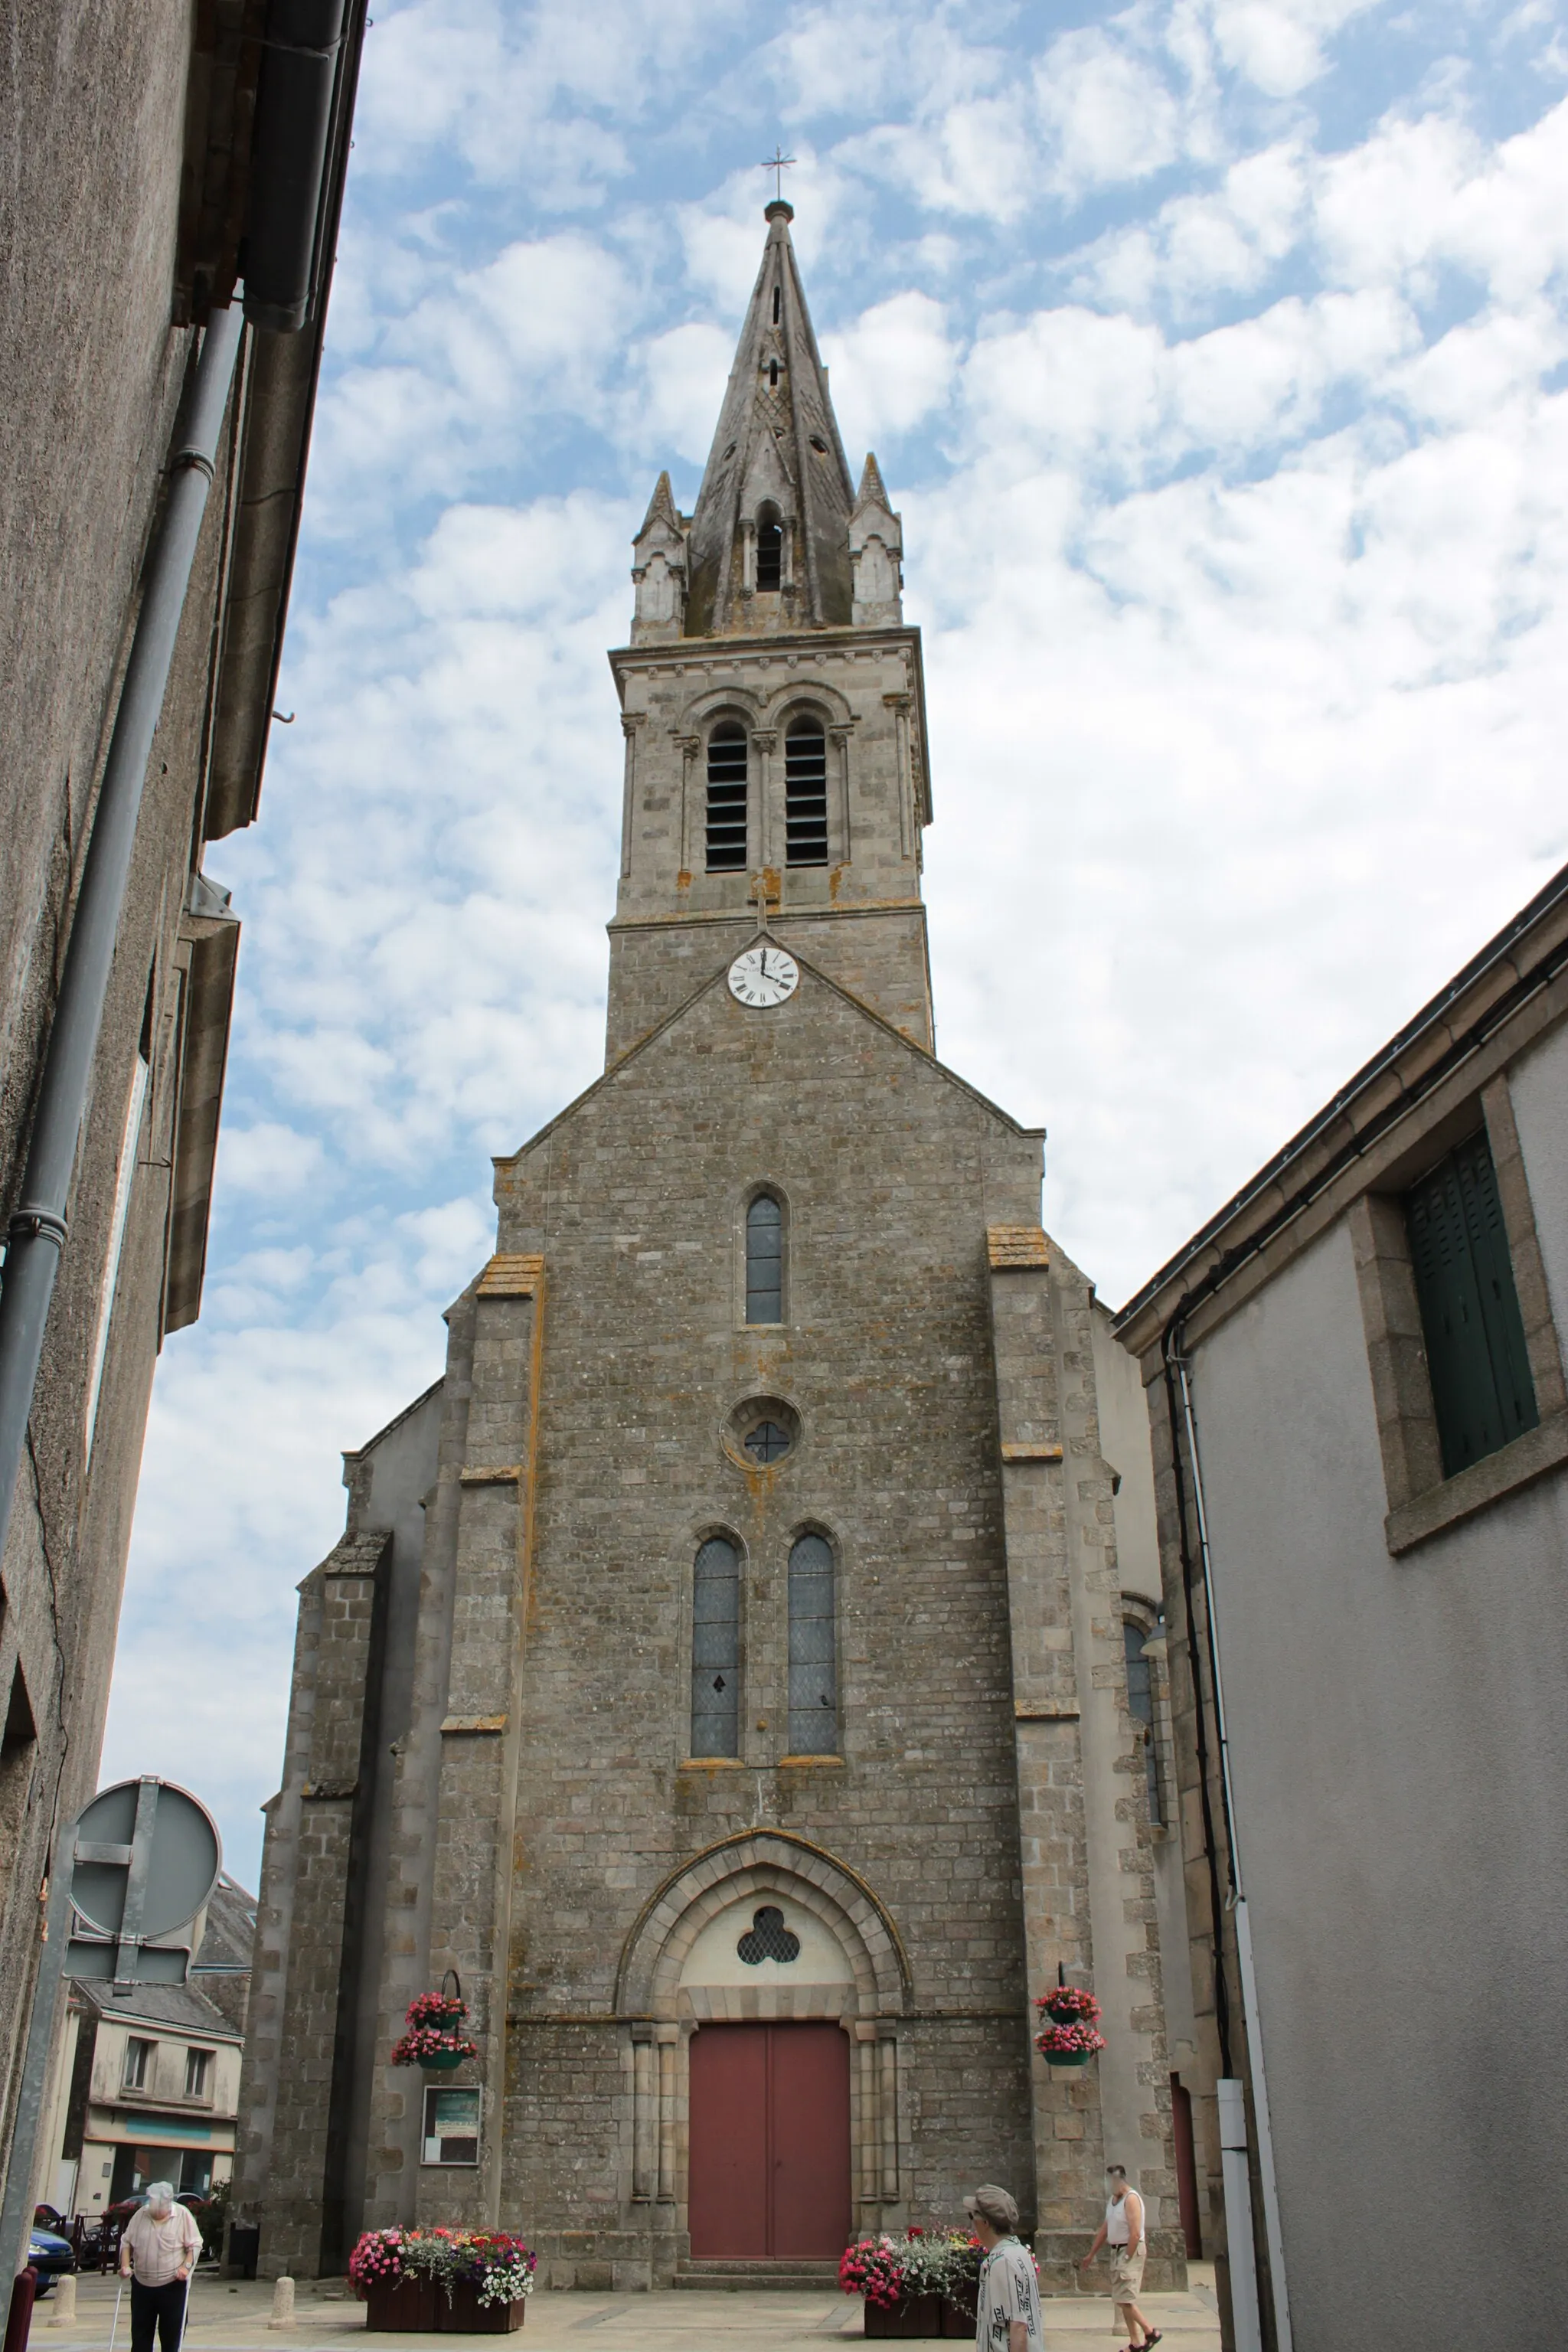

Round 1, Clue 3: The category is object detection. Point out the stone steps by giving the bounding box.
[675,2260,842,2292]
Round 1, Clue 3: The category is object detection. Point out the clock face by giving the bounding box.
[727,945,799,1008]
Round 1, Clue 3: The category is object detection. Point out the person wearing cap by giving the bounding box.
[118,2182,200,2352]
[1080,2164,1161,2350]
[964,2185,1042,2352]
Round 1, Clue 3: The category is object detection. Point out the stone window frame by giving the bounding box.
[769,693,840,867]
[1120,1595,1173,1837]
[735,1180,790,1330]
[680,1522,750,1771]
[1350,1071,1568,1557]
[701,706,753,874]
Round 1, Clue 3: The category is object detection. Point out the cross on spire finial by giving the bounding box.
[761,146,796,202]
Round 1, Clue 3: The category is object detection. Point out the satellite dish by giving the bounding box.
[70,1778,220,1945]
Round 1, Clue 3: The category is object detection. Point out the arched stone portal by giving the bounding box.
[615,1831,909,2256]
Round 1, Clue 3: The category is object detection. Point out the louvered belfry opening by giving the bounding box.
[787,1534,837,1755]
[1405,1131,1539,1478]
[756,506,783,592]
[705,722,749,870]
[746,1194,783,1322]
[784,720,828,866]
[691,1536,740,1757]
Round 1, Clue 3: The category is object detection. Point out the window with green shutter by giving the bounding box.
[1404,1132,1538,1479]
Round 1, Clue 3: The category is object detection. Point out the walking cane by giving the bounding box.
[108,2276,124,2352]
[175,2273,191,2352]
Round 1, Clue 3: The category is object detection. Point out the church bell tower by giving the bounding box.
[607,201,934,1062]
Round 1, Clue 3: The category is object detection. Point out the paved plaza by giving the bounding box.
[34,2270,1223,2352]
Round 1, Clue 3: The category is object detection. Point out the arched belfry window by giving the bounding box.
[756,506,782,593]
[788,1534,837,1755]
[785,719,828,866]
[691,1537,740,1758]
[705,723,748,871]
[746,1194,783,1323]
[1123,1619,1163,1826]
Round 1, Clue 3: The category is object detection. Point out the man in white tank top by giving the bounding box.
[1080,2164,1161,2350]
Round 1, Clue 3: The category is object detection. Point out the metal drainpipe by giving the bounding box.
[1174,1348,1293,2352]
[0,302,244,1574]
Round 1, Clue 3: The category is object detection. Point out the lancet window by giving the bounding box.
[1123,1619,1164,1826]
[787,1534,837,1755]
[691,1537,740,1758]
[756,507,783,593]
[705,723,749,871]
[745,1193,784,1323]
[785,719,828,866]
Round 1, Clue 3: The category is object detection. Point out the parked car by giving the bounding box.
[28,2225,76,2295]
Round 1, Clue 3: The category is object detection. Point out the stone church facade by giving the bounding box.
[234,204,1188,2292]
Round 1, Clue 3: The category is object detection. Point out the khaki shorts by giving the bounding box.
[1109,2246,1145,2302]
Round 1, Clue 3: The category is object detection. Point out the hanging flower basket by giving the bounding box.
[390,1989,479,2071]
[1034,1986,1106,2068]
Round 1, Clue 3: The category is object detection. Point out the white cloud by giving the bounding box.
[822,292,957,447]
[216,1122,323,1195]
[635,324,735,466]
[1207,0,1380,96]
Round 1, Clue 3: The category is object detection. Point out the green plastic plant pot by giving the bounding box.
[420,2051,468,2071]
[1043,2050,1093,2068]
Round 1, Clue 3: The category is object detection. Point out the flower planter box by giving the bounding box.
[364,2278,442,2332]
[1041,2049,1093,2068]
[441,2281,526,2334]
[864,2294,945,2338]
[862,2295,977,2338]
[362,2279,526,2334]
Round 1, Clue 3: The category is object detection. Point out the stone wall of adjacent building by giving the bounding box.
[0,0,247,2195]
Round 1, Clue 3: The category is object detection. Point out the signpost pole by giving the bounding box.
[0,1818,77,2290]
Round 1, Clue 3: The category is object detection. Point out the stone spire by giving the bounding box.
[682,201,858,638]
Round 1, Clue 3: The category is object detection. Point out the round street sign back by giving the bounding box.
[70,1778,221,1942]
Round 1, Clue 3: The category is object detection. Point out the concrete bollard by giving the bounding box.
[267,2278,296,2330]
[46,2275,77,2328]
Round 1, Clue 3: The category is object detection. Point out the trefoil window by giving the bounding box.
[787,1534,837,1755]
[705,724,748,871]
[746,1194,783,1323]
[785,720,828,866]
[1405,1132,1538,1478]
[691,1537,740,1758]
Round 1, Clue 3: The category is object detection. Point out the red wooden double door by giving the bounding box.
[687,2023,851,2259]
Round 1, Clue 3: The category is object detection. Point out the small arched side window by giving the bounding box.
[746,1194,784,1323]
[756,507,782,593]
[705,723,748,871]
[788,1534,837,1756]
[1123,1619,1163,1826]
[785,719,828,867]
[691,1537,740,1758]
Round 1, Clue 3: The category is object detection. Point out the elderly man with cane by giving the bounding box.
[118,2184,200,2352]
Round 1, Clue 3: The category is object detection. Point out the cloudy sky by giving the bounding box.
[104,0,1568,1886]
